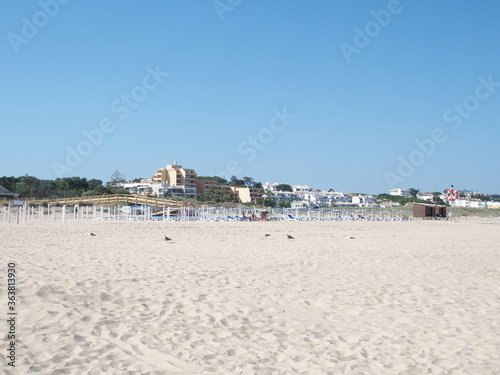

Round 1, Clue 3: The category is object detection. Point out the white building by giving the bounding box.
[264,184,353,208]
[291,201,308,209]
[267,191,302,204]
[292,185,313,193]
[450,198,468,207]
[487,201,500,209]
[264,183,313,193]
[123,182,155,195]
[467,199,487,208]
[123,182,177,198]
[389,188,411,198]
[262,182,281,192]
[329,192,351,205]
[352,195,378,206]
[296,191,351,208]
[417,193,434,202]
[449,198,487,208]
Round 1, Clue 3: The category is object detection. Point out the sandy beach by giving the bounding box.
[1,218,499,374]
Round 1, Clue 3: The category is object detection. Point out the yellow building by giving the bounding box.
[152,161,197,198]
[230,187,261,204]
[195,179,218,197]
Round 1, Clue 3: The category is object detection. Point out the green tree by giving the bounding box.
[408,188,420,198]
[83,184,111,196]
[197,176,228,185]
[0,176,19,193]
[458,189,472,198]
[114,189,131,195]
[377,193,428,205]
[107,170,125,191]
[257,197,275,207]
[278,200,291,208]
[88,179,104,190]
[1,174,121,199]
[470,193,489,201]
[229,175,245,187]
[201,185,237,203]
[108,170,125,184]
[54,177,89,196]
[15,176,42,198]
[243,176,253,187]
[432,193,446,205]
[275,183,293,192]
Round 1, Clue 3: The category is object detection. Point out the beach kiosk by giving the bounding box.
[413,203,447,219]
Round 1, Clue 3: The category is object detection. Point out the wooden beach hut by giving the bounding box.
[0,185,15,200]
[413,203,446,219]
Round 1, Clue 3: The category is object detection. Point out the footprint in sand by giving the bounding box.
[96,327,202,373]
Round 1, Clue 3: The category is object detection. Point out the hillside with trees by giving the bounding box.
[377,193,430,205]
[0,171,129,200]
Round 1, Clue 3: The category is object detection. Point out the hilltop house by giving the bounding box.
[417,193,434,202]
[389,188,411,198]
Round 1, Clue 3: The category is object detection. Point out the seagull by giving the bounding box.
[263,234,271,238]
[88,232,96,237]
[164,235,172,241]
[347,235,355,240]
[287,234,295,240]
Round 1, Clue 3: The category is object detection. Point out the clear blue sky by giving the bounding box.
[1,1,499,194]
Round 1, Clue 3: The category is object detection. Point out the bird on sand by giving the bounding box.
[287,234,295,240]
[347,235,355,239]
[164,235,173,241]
[88,232,96,237]
[262,233,271,238]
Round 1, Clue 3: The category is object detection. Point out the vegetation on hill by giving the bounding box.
[197,176,228,184]
[275,183,293,192]
[377,193,431,205]
[197,175,262,189]
[0,175,128,200]
[256,197,275,207]
[408,188,419,198]
[197,185,238,204]
[278,200,292,208]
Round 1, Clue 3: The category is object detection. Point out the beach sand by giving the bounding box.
[1,219,499,374]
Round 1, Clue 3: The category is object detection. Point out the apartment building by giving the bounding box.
[152,161,197,198]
